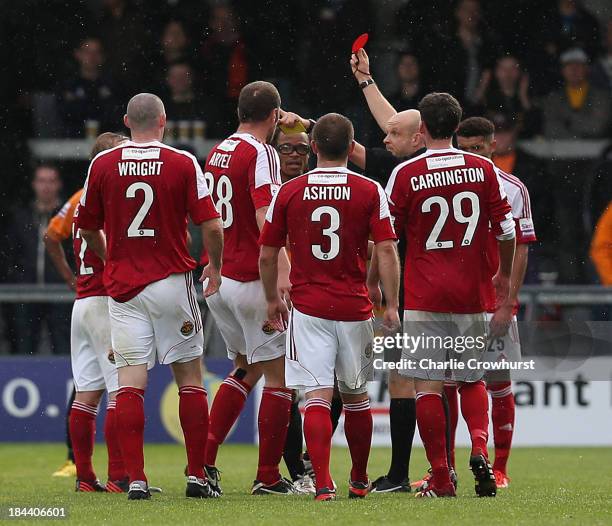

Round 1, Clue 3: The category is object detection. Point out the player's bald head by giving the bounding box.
[125,93,166,132]
[312,113,354,161]
[388,109,421,135]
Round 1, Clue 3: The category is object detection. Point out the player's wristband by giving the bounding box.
[307,119,317,132]
[359,78,375,90]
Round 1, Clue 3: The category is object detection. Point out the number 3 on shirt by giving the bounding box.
[204,172,233,228]
[311,206,340,260]
[126,182,155,237]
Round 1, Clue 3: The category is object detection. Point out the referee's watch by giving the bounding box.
[359,78,375,90]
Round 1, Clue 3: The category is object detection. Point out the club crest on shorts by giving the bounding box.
[180,320,194,336]
[262,321,276,335]
[364,343,373,359]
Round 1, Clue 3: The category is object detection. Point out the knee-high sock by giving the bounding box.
[488,381,515,473]
[69,401,98,482]
[179,385,209,480]
[415,392,451,487]
[283,398,306,481]
[104,400,126,481]
[205,375,251,466]
[443,383,459,468]
[303,398,333,491]
[256,387,292,485]
[116,387,146,483]
[459,381,489,458]
[387,398,416,483]
[343,399,373,483]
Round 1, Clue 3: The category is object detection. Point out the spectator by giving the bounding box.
[541,0,601,62]
[592,19,612,92]
[489,113,557,280]
[163,61,220,136]
[5,164,72,354]
[57,37,119,137]
[153,20,194,84]
[97,0,153,95]
[542,48,611,139]
[387,52,426,112]
[199,5,249,136]
[590,203,612,285]
[435,0,498,105]
[475,55,540,137]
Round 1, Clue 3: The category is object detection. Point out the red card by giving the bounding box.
[351,33,369,54]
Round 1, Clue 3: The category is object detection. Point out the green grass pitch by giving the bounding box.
[1,444,611,525]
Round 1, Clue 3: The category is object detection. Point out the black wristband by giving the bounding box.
[359,78,375,90]
[307,119,317,132]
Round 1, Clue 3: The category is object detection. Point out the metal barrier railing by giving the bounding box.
[0,284,610,321]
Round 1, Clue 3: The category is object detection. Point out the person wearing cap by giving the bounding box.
[542,48,611,139]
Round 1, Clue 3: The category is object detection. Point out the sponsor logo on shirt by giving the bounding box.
[218,139,240,152]
[307,173,348,185]
[426,154,465,170]
[180,320,195,336]
[122,148,161,160]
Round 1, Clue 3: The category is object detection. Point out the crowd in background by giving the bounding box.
[1,0,612,354]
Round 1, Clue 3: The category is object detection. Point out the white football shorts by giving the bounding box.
[205,276,285,364]
[401,310,488,382]
[109,272,203,368]
[71,295,118,392]
[285,307,374,393]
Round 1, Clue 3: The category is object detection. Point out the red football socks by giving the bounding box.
[104,400,126,481]
[303,398,333,491]
[116,387,147,483]
[459,381,490,458]
[343,399,372,483]
[488,381,515,473]
[205,375,251,466]
[179,385,209,480]
[256,387,292,485]
[416,392,452,487]
[69,401,98,482]
[444,382,459,468]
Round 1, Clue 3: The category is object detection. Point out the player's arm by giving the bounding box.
[44,194,79,290]
[259,190,290,327]
[369,182,401,331]
[79,229,107,261]
[76,161,106,260]
[375,239,401,332]
[200,217,224,297]
[350,48,397,133]
[44,235,76,290]
[256,206,292,306]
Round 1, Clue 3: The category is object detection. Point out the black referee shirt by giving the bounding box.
[362,146,426,314]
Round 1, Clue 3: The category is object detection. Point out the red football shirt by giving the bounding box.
[47,189,107,299]
[260,167,397,321]
[76,140,220,302]
[202,132,281,282]
[484,169,537,314]
[386,148,515,314]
